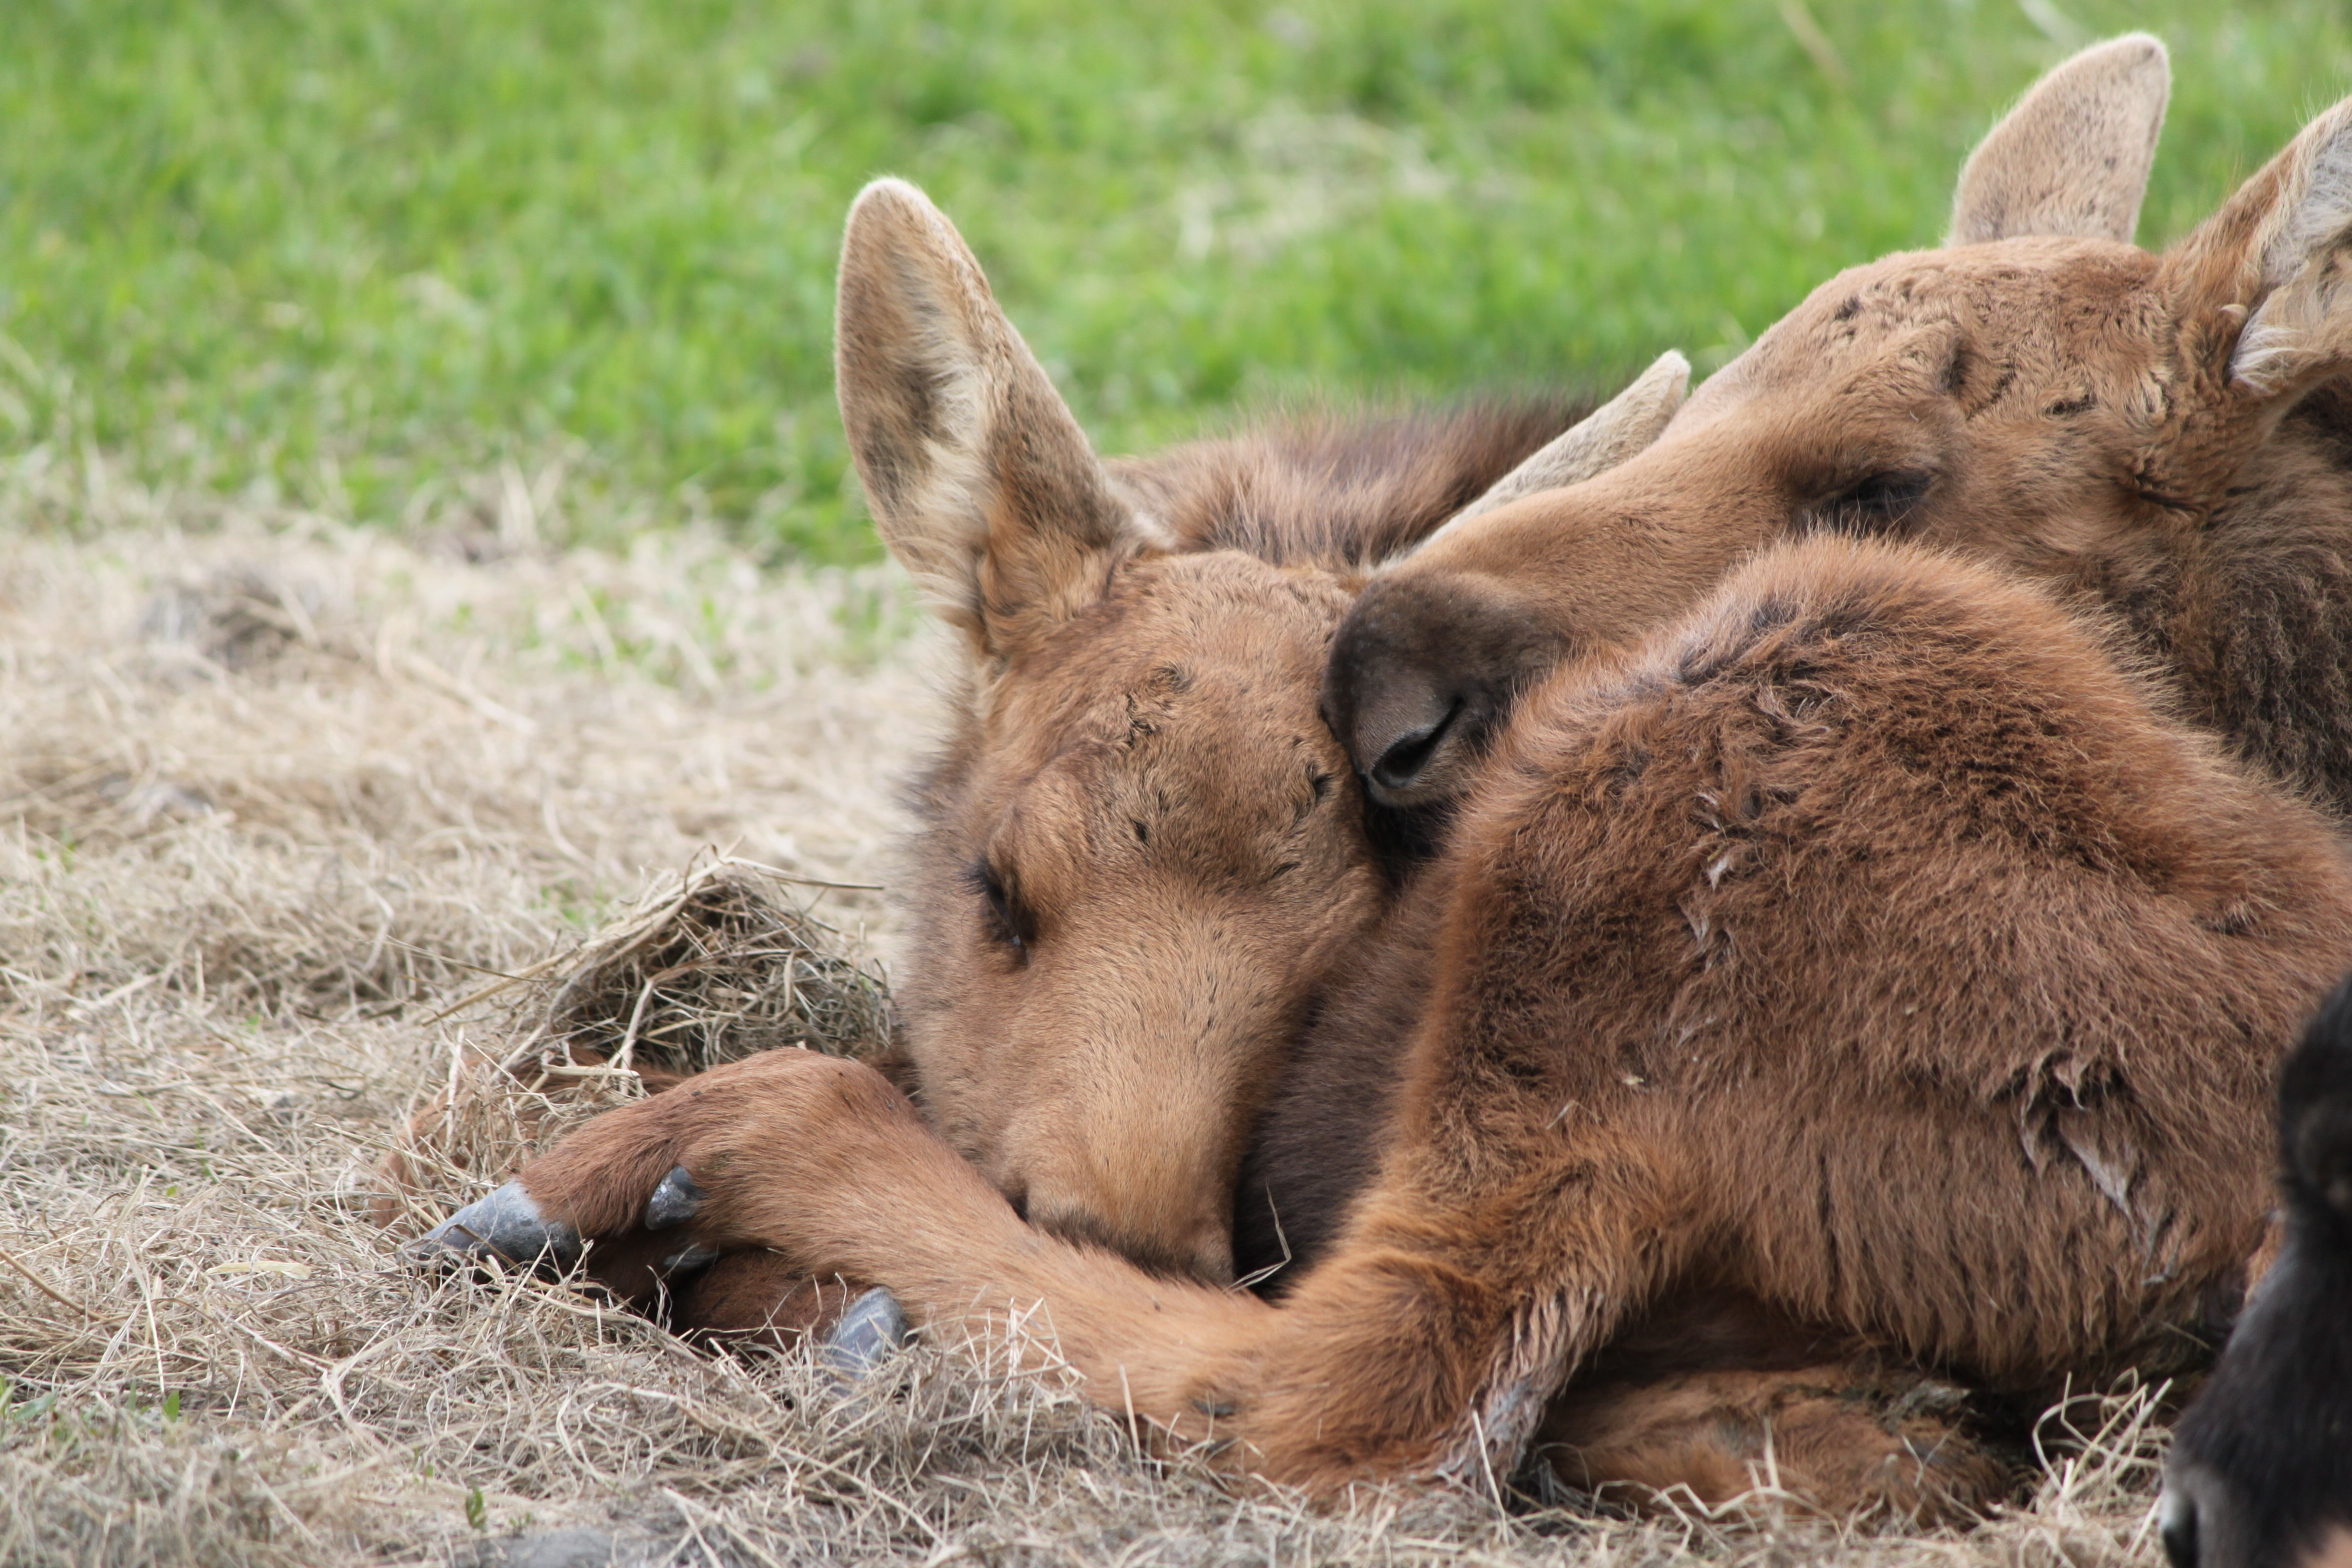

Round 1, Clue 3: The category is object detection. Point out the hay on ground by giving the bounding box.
[0,476,2179,1566]
[377,857,897,1231]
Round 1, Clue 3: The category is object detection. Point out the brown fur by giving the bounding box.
[435,45,2352,1518]
[838,177,1588,1283]
[504,536,2352,1519]
[1329,42,2352,827]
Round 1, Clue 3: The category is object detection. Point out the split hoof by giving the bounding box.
[408,1180,583,1270]
[645,1166,705,1231]
[822,1286,910,1390]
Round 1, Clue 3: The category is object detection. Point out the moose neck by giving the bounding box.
[2130,387,2352,819]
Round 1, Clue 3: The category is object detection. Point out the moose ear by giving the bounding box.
[2164,100,2352,400]
[836,179,1161,656]
[1948,34,2170,246]
[1410,350,1690,553]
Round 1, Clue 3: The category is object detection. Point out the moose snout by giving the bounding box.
[1325,571,1570,810]
[1023,1179,1237,1284]
[996,1108,1246,1284]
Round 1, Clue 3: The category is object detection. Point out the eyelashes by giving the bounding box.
[1803,469,1935,537]
[967,859,1034,957]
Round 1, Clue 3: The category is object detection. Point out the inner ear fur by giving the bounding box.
[835,178,1158,656]
[1948,33,2170,246]
[2163,99,2352,401]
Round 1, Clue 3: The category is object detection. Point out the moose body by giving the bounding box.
[425,37,2352,1515]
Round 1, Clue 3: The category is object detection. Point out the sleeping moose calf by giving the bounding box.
[2162,977,2352,1568]
[420,34,2352,1521]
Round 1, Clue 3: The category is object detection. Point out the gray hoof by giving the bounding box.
[821,1286,910,1389]
[644,1166,704,1231]
[409,1180,582,1269]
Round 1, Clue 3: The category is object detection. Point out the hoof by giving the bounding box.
[822,1286,910,1388]
[645,1166,705,1231]
[408,1180,583,1269]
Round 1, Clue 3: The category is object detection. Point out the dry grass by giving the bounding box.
[0,476,2176,1565]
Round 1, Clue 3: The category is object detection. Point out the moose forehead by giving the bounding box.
[1678,237,2168,434]
[968,553,1355,870]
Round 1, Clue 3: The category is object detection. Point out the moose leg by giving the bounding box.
[419,1047,1694,1492]
[1523,1291,2012,1521]
[410,1041,2078,1511]
[664,1251,899,1360]
[1539,1363,2009,1522]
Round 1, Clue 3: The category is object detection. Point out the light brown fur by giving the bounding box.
[1331,39,2352,827]
[434,43,2352,1519]
[838,179,1602,1283]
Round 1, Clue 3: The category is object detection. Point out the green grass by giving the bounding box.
[4,0,2350,559]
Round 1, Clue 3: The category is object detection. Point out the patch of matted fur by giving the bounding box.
[0,520,2178,1565]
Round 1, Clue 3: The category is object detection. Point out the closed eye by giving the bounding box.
[1806,470,1935,537]
[966,860,1034,957]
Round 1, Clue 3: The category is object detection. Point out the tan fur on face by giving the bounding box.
[837,179,1595,1279]
[899,553,1383,1281]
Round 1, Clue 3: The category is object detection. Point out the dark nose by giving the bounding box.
[1325,572,1568,809]
[1366,698,1462,795]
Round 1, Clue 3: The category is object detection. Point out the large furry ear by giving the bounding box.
[836,179,1159,656]
[1409,350,1689,554]
[1948,34,2169,246]
[2163,100,2352,401]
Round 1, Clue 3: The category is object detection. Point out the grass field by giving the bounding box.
[5,0,2351,556]
[7,3,2352,1564]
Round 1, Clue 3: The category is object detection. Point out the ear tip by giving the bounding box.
[2036,32,2170,102]
[846,177,944,236]
[2094,31,2169,68]
[1632,349,1692,407]
[2110,33,2171,102]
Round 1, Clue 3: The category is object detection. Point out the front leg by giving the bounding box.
[415,1049,1670,1495]
[416,1050,1277,1441]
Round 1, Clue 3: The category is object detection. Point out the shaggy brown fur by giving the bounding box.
[1329,37,2352,830]
[491,534,2352,1519]
[426,41,2352,1519]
